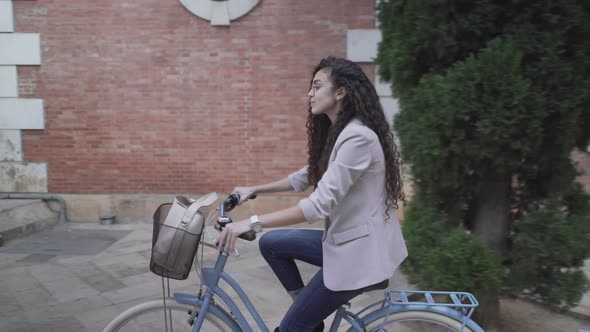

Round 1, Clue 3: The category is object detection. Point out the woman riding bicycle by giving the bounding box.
[216,56,408,332]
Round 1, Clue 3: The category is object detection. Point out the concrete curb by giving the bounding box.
[0,200,59,244]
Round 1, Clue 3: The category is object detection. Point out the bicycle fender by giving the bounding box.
[359,304,485,332]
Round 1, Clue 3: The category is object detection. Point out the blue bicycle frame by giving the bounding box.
[167,193,485,332]
[171,247,485,332]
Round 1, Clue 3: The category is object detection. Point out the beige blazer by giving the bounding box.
[288,118,407,291]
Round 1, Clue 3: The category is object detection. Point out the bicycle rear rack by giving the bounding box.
[385,290,479,322]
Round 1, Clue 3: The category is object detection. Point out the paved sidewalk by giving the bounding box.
[575,260,590,318]
[0,222,588,332]
[0,222,411,331]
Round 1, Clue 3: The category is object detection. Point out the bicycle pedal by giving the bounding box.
[187,311,197,325]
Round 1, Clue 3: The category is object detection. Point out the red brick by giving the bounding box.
[15,0,377,194]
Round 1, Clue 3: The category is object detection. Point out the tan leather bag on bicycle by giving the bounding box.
[150,193,218,280]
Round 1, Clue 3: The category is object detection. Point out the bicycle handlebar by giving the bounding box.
[217,193,258,242]
[220,193,257,214]
[239,229,257,241]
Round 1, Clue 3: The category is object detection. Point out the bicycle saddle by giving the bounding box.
[363,279,389,292]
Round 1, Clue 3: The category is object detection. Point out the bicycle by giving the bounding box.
[103,193,485,332]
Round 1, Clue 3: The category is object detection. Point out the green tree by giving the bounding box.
[376,0,590,327]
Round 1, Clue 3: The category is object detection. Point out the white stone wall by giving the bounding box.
[0,130,21,161]
[0,1,14,33]
[178,0,260,26]
[347,29,382,63]
[347,27,400,128]
[0,66,17,97]
[0,0,47,192]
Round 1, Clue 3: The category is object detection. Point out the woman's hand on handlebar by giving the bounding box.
[216,219,250,253]
[232,187,257,205]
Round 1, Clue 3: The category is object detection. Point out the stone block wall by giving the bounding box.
[0,0,46,192]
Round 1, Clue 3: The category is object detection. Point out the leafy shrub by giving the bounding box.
[506,186,590,310]
[402,196,503,300]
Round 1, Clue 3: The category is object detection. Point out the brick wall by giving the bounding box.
[15,0,376,194]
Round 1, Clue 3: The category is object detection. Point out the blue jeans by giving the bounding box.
[259,229,366,332]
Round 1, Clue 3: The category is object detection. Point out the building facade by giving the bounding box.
[1,0,399,220]
[1,0,588,221]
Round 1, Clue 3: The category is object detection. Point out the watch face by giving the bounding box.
[252,222,263,233]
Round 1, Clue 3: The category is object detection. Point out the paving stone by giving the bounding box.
[53,253,105,265]
[23,316,87,332]
[0,295,24,315]
[29,263,76,283]
[0,268,42,292]
[40,276,100,303]
[0,221,587,331]
[80,271,127,294]
[46,295,113,315]
[120,270,162,287]
[0,252,28,266]
[72,262,127,293]
[76,305,124,331]
[102,263,151,280]
[22,302,70,322]
[17,294,105,330]
[16,253,56,263]
[103,239,151,256]
[12,285,53,310]
[0,311,30,332]
[94,250,150,264]
[103,261,151,279]
[0,227,130,256]
[101,278,162,304]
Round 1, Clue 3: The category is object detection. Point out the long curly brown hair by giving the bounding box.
[306,56,406,213]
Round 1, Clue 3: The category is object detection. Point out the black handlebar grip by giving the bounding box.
[239,230,257,241]
[224,193,258,213]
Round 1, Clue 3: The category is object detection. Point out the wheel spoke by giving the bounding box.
[104,299,235,332]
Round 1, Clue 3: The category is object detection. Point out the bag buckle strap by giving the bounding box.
[179,192,218,227]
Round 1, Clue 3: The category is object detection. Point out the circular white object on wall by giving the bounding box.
[178,0,260,26]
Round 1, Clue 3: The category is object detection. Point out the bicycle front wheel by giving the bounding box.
[103,298,239,332]
[362,310,477,332]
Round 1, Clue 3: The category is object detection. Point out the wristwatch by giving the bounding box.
[249,215,263,233]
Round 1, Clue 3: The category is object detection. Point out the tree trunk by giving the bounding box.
[473,294,501,330]
[473,178,511,252]
[471,178,511,329]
